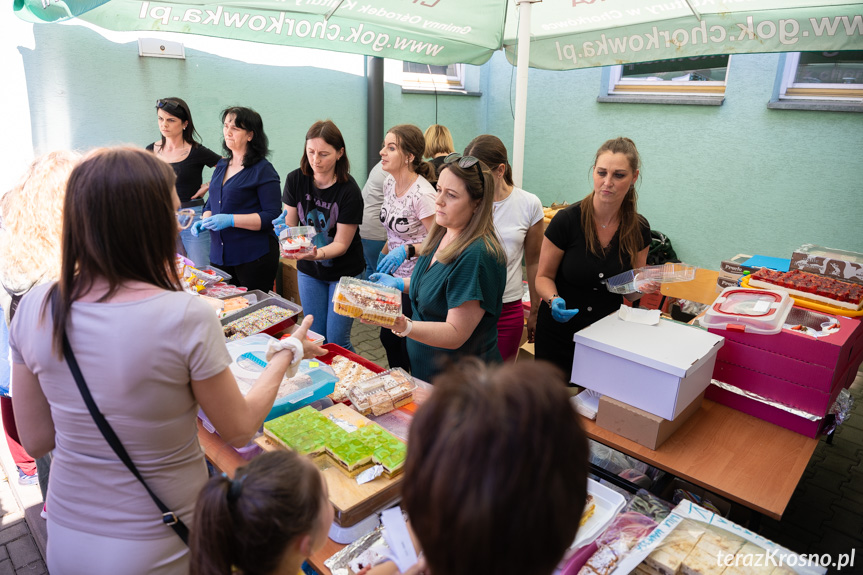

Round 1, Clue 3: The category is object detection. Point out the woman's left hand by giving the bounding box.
[635,277,661,294]
[288,246,318,261]
[201,214,234,231]
[361,313,408,333]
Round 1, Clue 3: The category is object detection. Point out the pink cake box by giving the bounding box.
[708,310,863,415]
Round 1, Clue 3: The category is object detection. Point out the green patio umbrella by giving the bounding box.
[13,0,508,65]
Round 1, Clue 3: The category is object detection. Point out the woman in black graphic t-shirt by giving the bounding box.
[279,120,364,351]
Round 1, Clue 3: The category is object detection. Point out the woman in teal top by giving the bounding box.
[369,154,506,382]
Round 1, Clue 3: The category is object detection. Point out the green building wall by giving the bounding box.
[6,21,863,270]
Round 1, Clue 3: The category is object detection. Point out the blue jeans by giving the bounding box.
[180,205,210,269]
[297,271,357,351]
[361,238,386,281]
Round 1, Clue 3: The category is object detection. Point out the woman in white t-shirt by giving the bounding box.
[9,147,323,575]
[376,125,437,372]
[464,135,544,361]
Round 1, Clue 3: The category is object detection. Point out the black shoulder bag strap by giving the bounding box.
[61,333,189,544]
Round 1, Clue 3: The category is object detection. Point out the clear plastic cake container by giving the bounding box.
[605,263,696,294]
[331,277,402,326]
[279,226,317,256]
[346,368,417,417]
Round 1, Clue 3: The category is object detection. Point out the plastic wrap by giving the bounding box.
[824,389,853,435]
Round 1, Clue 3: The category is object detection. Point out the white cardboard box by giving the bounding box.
[572,313,724,420]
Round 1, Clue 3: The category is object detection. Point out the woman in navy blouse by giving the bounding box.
[192,107,282,292]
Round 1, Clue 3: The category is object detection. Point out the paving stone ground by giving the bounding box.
[0,464,46,574]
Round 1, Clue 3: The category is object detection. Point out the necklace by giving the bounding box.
[598,214,617,229]
[395,174,418,198]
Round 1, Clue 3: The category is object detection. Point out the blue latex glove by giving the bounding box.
[550,298,579,323]
[369,273,405,292]
[376,251,386,270]
[376,245,408,275]
[201,214,234,231]
[190,220,206,237]
[272,209,288,237]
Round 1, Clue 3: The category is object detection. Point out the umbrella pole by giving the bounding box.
[512,0,538,189]
[367,56,384,176]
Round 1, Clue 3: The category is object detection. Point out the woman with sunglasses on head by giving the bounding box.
[464,135,544,361]
[146,98,221,269]
[275,120,365,351]
[368,153,506,383]
[535,137,656,377]
[191,107,282,292]
[9,147,324,575]
[375,124,437,372]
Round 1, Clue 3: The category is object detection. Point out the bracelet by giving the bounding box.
[392,317,413,338]
[545,294,560,305]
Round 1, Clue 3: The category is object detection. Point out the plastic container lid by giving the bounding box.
[332,277,402,327]
[279,226,317,255]
[346,368,417,417]
[699,287,793,334]
[224,334,338,420]
[605,263,696,294]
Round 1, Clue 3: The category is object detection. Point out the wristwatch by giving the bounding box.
[407,244,416,259]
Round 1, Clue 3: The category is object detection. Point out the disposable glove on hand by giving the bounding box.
[550,298,579,323]
[265,336,304,378]
[190,220,206,237]
[369,273,405,292]
[376,245,408,274]
[201,214,234,231]
[272,209,288,237]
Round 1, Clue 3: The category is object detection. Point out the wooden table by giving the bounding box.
[580,399,818,521]
[660,268,720,306]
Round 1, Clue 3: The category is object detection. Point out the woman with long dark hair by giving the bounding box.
[535,137,656,376]
[9,147,322,574]
[375,124,437,372]
[146,97,221,268]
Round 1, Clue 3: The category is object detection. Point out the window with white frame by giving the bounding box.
[777,51,863,102]
[401,62,465,92]
[607,55,730,97]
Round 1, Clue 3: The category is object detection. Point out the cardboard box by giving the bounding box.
[706,311,863,437]
[709,312,863,415]
[597,391,704,450]
[790,244,863,286]
[515,341,535,363]
[571,314,724,420]
[716,275,739,290]
[719,254,755,275]
[278,257,302,305]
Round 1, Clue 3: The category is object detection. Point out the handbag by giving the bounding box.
[61,333,189,544]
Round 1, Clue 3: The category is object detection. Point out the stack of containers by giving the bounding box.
[700,287,863,437]
[717,254,755,291]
